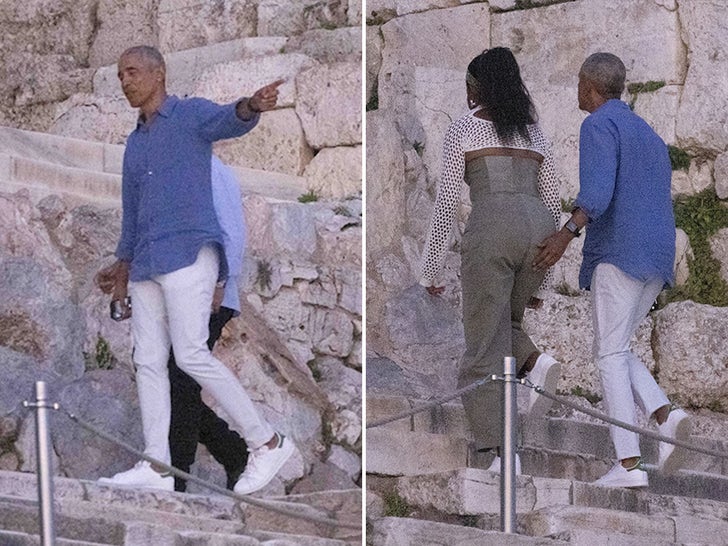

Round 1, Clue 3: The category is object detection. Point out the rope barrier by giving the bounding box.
[366,376,500,429]
[368,377,728,461]
[54,405,361,531]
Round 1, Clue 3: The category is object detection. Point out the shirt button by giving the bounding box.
[148,171,152,175]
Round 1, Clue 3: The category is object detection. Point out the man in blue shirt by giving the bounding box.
[533,52,690,488]
[96,45,293,494]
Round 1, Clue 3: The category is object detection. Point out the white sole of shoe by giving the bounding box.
[661,416,692,475]
[235,440,295,495]
[528,361,561,418]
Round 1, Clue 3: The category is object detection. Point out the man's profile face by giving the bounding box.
[577,73,590,112]
[117,53,163,109]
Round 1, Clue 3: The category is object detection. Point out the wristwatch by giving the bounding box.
[564,219,582,237]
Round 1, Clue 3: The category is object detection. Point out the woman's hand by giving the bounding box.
[426,285,445,296]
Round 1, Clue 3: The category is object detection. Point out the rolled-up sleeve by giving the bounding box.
[193,98,260,143]
[574,116,618,221]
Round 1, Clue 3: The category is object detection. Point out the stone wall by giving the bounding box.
[0,0,362,200]
[366,0,728,409]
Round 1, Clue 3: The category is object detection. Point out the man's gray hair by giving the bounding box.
[579,52,626,99]
[121,45,166,72]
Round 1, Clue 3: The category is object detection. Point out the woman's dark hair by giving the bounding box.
[467,47,537,142]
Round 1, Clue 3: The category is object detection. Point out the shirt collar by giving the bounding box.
[136,95,178,127]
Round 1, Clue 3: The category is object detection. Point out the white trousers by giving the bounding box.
[129,245,274,463]
[591,263,670,460]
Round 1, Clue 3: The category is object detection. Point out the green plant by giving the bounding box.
[561,197,576,213]
[668,145,692,172]
[627,80,666,109]
[382,490,411,517]
[665,189,728,306]
[256,260,273,291]
[366,91,379,112]
[85,335,115,371]
[298,190,319,203]
[333,205,353,217]
[559,386,602,405]
[307,359,322,382]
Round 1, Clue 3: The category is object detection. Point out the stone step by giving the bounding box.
[386,467,728,543]
[0,471,357,544]
[0,529,111,546]
[367,393,728,477]
[370,516,567,545]
[0,127,309,205]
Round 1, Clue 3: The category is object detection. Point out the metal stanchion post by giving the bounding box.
[23,381,56,546]
[501,356,517,534]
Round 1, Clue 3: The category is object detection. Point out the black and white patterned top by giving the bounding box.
[420,111,561,286]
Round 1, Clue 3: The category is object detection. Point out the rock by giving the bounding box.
[89,0,160,68]
[632,84,681,145]
[289,460,357,494]
[285,27,362,64]
[653,301,728,410]
[366,25,383,106]
[715,152,728,200]
[675,228,692,286]
[676,0,728,152]
[157,0,258,54]
[303,145,362,199]
[50,368,142,480]
[327,444,361,482]
[213,108,314,176]
[49,94,136,144]
[296,62,363,149]
[258,0,349,37]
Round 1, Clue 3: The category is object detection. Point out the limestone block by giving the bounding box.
[284,27,362,64]
[50,94,136,145]
[715,152,728,200]
[327,444,362,481]
[366,428,468,476]
[384,285,464,393]
[89,0,159,68]
[318,356,362,415]
[304,145,361,199]
[671,159,713,198]
[296,62,362,148]
[348,0,363,25]
[193,54,317,109]
[632,84,681,145]
[491,0,685,88]
[397,468,537,515]
[213,108,314,177]
[366,26,383,105]
[258,0,348,37]
[8,54,93,108]
[653,300,728,410]
[378,4,490,114]
[676,1,728,152]
[710,228,728,287]
[365,111,406,255]
[521,505,676,542]
[675,228,692,286]
[157,0,257,53]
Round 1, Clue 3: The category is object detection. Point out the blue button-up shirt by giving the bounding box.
[115,95,258,282]
[574,99,675,289]
[211,156,245,316]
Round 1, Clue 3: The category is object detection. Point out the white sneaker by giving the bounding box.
[487,454,522,475]
[527,353,561,418]
[593,460,648,488]
[234,432,295,495]
[98,460,173,491]
[658,408,691,474]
